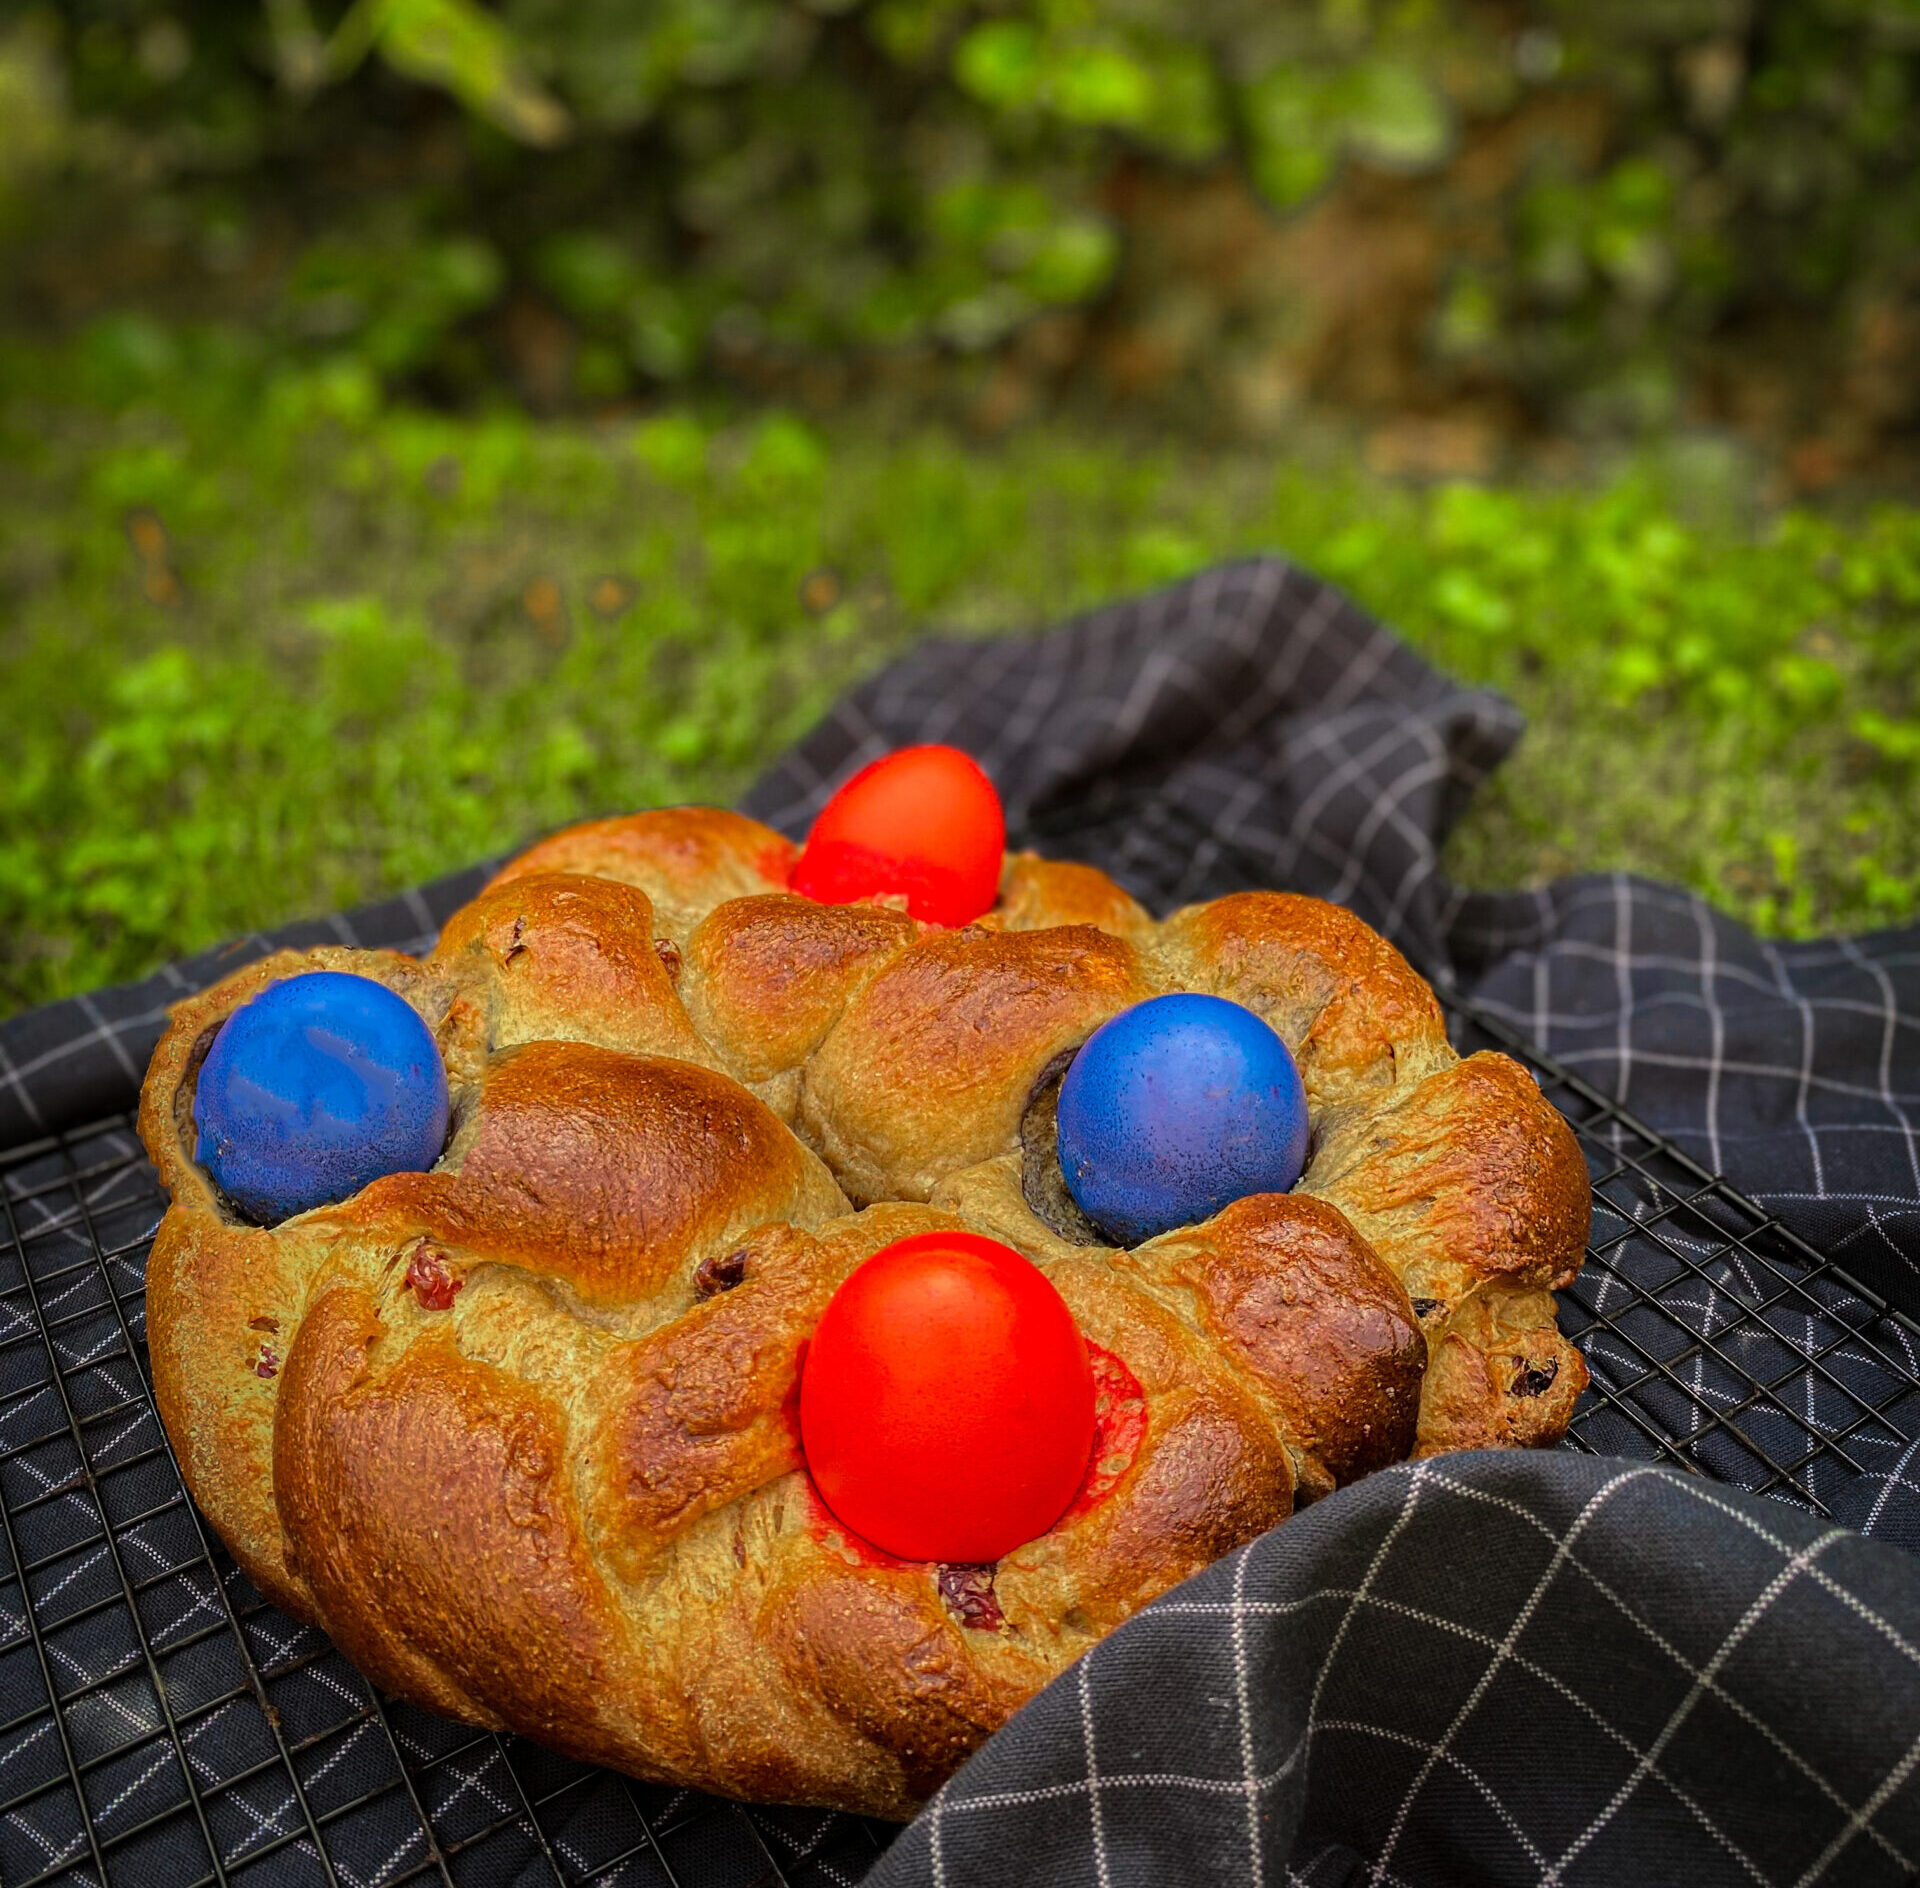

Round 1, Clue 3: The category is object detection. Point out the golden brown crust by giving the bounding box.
[1412,1286,1590,1456]
[1160,890,1453,1103]
[136,803,1590,1819]
[1304,1051,1593,1302]
[801,924,1153,1203]
[431,872,713,1065]
[365,1043,848,1306]
[1128,1193,1424,1492]
[764,1567,1030,1801]
[993,854,1155,943]
[968,1257,1298,1648]
[146,1210,318,1619]
[486,808,797,941]
[681,894,919,1085]
[590,1220,853,1578]
[276,1286,656,1760]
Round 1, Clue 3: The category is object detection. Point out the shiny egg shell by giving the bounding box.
[1056,993,1309,1247]
[193,971,450,1223]
[799,1230,1096,1563]
[789,743,1005,928]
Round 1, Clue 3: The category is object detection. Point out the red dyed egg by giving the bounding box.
[789,744,1005,928]
[799,1231,1096,1563]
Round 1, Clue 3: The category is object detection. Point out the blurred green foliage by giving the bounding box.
[2,2,1916,1007]
[2,0,1915,431]
[2,317,1916,1014]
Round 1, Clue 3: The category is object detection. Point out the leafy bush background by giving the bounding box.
[4,0,1917,451]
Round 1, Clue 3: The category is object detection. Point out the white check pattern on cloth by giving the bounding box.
[873,1457,1920,1888]
[0,556,1917,1887]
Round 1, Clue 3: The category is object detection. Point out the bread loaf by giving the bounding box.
[137,808,1590,1817]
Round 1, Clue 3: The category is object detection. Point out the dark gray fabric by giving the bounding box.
[1449,876,1920,1314]
[865,1452,1920,1888]
[1,555,1916,1888]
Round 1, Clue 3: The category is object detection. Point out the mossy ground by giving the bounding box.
[2,317,1916,1018]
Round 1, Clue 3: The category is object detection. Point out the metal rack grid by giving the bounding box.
[1454,1003,1920,1519]
[1,1002,1916,1888]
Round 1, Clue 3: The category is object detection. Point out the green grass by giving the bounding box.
[2,313,1918,1018]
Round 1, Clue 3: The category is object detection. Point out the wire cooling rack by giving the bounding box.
[1454,1004,1920,1519]
[2,1002,1918,1888]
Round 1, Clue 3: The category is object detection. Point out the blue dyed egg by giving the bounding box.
[193,971,449,1223]
[1056,993,1309,1247]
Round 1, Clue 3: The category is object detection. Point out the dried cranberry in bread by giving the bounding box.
[137,808,1590,1818]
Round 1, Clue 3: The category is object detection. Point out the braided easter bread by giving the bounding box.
[137,808,1590,1818]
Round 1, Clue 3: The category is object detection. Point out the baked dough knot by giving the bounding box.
[137,807,1591,1818]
